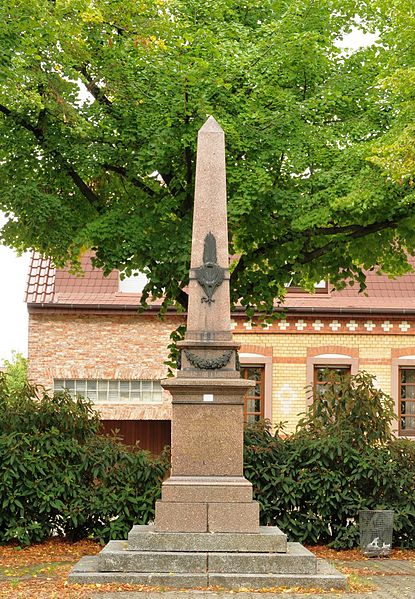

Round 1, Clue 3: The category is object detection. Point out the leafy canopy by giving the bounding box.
[1,0,415,314]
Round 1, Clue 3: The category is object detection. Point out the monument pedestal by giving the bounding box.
[155,373,260,534]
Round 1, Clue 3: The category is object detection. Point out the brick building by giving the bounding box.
[26,253,415,451]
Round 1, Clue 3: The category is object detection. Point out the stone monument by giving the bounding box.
[69,117,347,590]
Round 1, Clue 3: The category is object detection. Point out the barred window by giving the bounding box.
[54,379,163,404]
[399,368,415,436]
[240,366,264,424]
[314,366,351,398]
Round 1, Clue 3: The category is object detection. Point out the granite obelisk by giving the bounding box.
[68,117,347,591]
[154,116,259,533]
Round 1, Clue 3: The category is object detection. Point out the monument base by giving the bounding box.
[68,525,347,590]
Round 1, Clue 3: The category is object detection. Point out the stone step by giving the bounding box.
[98,541,206,573]
[68,555,347,590]
[98,541,316,575]
[160,475,254,503]
[128,524,287,553]
[70,557,207,587]
[208,543,317,574]
[208,560,347,590]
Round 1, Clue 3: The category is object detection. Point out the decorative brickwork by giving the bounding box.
[27,308,415,438]
[231,317,415,335]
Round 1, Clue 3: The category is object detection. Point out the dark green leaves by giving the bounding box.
[243,373,415,548]
[0,375,169,545]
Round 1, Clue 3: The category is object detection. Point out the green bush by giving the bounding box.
[0,375,169,545]
[1,351,28,397]
[244,372,415,549]
[2,369,414,549]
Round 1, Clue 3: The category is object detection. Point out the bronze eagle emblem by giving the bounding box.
[195,232,225,304]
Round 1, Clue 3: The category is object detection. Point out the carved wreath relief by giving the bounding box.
[195,232,225,304]
[184,349,233,370]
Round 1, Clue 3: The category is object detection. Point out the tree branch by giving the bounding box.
[0,102,103,210]
[76,65,112,107]
[230,219,398,289]
[102,163,158,197]
[312,221,395,236]
[299,220,397,264]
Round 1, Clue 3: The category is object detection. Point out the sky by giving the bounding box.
[0,214,30,364]
[0,28,377,367]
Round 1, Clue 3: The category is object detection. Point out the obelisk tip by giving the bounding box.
[200,115,223,133]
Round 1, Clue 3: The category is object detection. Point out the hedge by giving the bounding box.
[1,370,414,548]
[244,371,415,548]
[0,376,169,545]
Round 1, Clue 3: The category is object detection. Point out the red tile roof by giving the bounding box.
[25,251,122,305]
[283,259,415,313]
[25,253,55,304]
[25,252,415,314]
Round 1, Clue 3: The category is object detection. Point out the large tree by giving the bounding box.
[1,0,414,315]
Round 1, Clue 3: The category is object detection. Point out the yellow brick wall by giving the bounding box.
[234,331,415,434]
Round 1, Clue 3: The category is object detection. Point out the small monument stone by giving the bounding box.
[68,117,347,590]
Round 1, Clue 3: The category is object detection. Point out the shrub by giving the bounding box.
[244,372,415,549]
[0,375,169,545]
[297,370,396,447]
[1,351,28,397]
[2,369,414,549]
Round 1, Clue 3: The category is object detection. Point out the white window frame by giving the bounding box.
[391,356,415,438]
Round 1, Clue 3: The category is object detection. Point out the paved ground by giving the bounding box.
[91,558,415,598]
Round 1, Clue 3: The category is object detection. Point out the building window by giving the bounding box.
[54,379,163,404]
[306,352,358,406]
[399,368,415,436]
[391,356,415,438]
[240,366,264,423]
[314,365,351,397]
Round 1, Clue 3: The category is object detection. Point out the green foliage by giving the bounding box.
[0,377,169,545]
[298,370,396,447]
[1,369,414,550]
[1,1,415,315]
[165,323,187,375]
[1,351,28,397]
[244,373,415,549]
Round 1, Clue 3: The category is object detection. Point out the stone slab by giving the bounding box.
[208,560,347,590]
[128,524,287,553]
[163,377,254,392]
[208,543,316,574]
[155,501,207,532]
[171,403,244,477]
[68,556,208,586]
[161,476,253,503]
[98,541,315,576]
[68,556,347,590]
[208,501,259,533]
[98,541,207,573]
